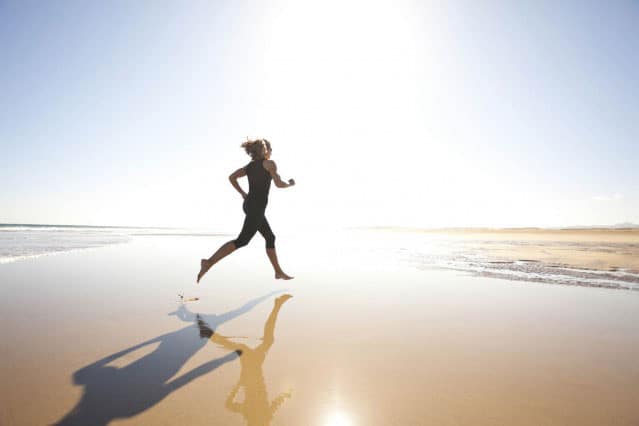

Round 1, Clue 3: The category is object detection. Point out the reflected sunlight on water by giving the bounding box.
[324,411,354,426]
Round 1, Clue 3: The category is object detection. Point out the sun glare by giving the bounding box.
[324,411,354,426]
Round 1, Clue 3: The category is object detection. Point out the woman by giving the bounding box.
[197,139,295,283]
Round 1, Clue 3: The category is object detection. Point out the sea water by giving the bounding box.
[2,224,638,291]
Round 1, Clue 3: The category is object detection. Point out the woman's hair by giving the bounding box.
[241,138,271,160]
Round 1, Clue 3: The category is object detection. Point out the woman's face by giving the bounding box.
[264,145,272,160]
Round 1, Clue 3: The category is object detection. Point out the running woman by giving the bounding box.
[197,139,295,283]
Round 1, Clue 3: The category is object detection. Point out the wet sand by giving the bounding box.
[1,231,638,425]
[381,227,639,272]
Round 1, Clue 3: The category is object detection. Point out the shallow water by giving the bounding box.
[359,229,639,290]
[0,224,236,264]
[4,225,638,291]
[1,231,638,425]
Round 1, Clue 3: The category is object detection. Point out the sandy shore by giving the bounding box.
[376,227,639,272]
[1,232,638,425]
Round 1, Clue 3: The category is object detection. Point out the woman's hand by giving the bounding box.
[288,179,295,186]
[241,192,247,199]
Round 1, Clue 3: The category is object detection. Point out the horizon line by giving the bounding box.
[2,222,638,231]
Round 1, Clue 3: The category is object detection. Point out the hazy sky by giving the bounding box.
[1,0,638,230]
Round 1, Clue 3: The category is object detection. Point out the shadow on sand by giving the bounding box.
[54,291,282,426]
[198,294,293,426]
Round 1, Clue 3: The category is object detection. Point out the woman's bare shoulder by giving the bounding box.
[263,159,277,171]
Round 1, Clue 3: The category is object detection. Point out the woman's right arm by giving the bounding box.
[264,160,295,188]
[229,167,248,198]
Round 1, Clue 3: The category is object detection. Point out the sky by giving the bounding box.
[1,0,638,231]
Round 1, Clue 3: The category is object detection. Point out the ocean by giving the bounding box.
[0,223,230,265]
[2,224,638,291]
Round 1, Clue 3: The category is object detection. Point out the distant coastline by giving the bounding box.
[0,223,174,230]
[359,224,639,232]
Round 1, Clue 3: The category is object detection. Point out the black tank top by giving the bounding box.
[245,159,272,202]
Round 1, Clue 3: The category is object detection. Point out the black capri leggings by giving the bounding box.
[233,198,276,249]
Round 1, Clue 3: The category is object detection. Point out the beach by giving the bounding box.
[4,0,639,424]
[1,229,639,425]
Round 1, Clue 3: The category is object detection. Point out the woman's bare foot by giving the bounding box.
[275,271,294,280]
[197,259,210,284]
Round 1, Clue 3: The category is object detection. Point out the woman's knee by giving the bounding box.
[234,238,249,249]
[265,234,276,249]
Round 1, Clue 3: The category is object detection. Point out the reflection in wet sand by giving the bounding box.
[53,293,276,426]
[198,294,293,426]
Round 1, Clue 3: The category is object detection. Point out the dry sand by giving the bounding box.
[1,231,638,425]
